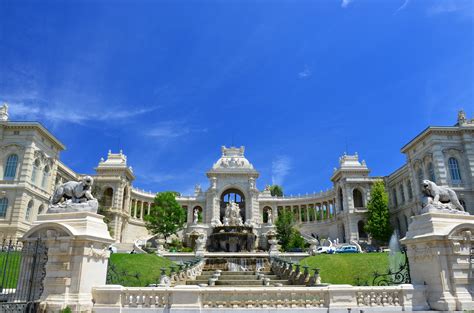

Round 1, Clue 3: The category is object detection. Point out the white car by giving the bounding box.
[316,246,335,254]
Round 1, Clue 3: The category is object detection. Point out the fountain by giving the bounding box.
[208,200,256,252]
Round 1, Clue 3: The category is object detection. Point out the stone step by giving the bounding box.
[196,274,280,281]
[201,271,272,276]
[215,280,292,286]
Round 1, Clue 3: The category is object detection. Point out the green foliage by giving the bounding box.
[60,307,72,313]
[144,192,186,240]
[269,185,284,197]
[365,180,393,243]
[275,209,294,250]
[168,238,183,252]
[289,229,306,249]
[299,253,389,285]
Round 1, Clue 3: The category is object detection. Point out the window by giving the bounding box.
[427,162,436,182]
[102,188,114,207]
[4,154,18,180]
[38,204,45,214]
[417,168,424,186]
[459,200,466,211]
[41,166,50,189]
[31,159,40,184]
[0,198,7,217]
[392,189,398,207]
[448,157,462,183]
[26,200,33,221]
[399,185,405,204]
[338,188,344,211]
[407,180,413,200]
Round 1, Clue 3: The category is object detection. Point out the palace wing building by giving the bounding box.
[0,103,472,248]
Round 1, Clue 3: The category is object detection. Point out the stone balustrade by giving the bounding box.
[92,284,420,312]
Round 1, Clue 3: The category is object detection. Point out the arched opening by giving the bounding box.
[459,199,466,211]
[358,220,367,240]
[193,206,203,223]
[220,189,245,222]
[262,206,272,223]
[38,204,45,215]
[4,154,19,180]
[427,162,436,182]
[103,187,114,208]
[338,188,344,211]
[341,224,346,243]
[353,189,364,208]
[26,200,34,221]
[301,206,307,222]
[0,198,8,218]
[130,199,136,217]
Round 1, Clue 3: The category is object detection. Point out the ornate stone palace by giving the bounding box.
[0,103,473,246]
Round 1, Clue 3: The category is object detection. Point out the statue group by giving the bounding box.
[223,200,243,226]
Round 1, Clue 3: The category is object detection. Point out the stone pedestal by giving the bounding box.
[401,212,474,311]
[22,212,114,312]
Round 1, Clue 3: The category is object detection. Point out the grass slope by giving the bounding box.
[108,253,176,287]
[299,253,389,286]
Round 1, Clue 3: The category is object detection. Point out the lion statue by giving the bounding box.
[421,180,464,212]
[50,176,96,205]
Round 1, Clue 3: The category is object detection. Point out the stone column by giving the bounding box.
[140,201,144,220]
[22,211,114,312]
[401,212,474,311]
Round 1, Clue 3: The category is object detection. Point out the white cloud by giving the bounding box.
[341,0,353,8]
[298,65,312,79]
[6,98,156,125]
[146,122,207,140]
[427,0,473,16]
[272,155,292,186]
[394,0,410,14]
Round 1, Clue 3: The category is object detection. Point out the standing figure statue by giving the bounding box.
[267,209,273,225]
[193,208,199,224]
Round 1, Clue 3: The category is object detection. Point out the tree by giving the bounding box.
[275,208,295,250]
[365,180,393,243]
[269,185,284,197]
[144,192,186,240]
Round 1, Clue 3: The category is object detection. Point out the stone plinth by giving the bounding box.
[22,211,114,312]
[401,212,474,311]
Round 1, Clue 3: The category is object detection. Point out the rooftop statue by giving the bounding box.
[420,180,468,215]
[48,176,98,213]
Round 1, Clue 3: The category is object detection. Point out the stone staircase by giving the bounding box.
[112,242,134,253]
[186,270,298,287]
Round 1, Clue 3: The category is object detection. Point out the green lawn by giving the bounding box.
[0,251,22,289]
[298,253,389,286]
[107,253,176,287]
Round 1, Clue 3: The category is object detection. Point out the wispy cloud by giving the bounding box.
[394,0,410,14]
[272,155,292,186]
[341,0,353,9]
[146,121,207,140]
[427,0,473,16]
[298,65,312,79]
[6,98,157,125]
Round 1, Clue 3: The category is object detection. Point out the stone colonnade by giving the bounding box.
[276,199,336,223]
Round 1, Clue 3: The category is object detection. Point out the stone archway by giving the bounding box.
[220,188,245,222]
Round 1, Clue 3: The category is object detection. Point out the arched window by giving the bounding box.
[122,187,128,212]
[427,162,436,182]
[406,180,413,200]
[396,217,402,235]
[31,159,40,184]
[353,189,364,208]
[404,215,409,231]
[4,154,18,180]
[448,157,462,184]
[41,165,50,189]
[103,188,114,207]
[399,185,405,204]
[358,220,367,239]
[38,204,45,215]
[26,200,33,221]
[417,168,424,187]
[0,198,7,217]
[338,188,344,211]
[262,206,272,223]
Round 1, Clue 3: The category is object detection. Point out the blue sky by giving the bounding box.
[1,0,473,195]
